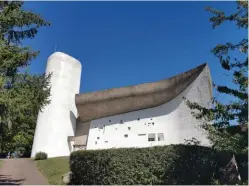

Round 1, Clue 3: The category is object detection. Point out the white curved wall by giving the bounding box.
[86,66,212,150]
[31,52,82,158]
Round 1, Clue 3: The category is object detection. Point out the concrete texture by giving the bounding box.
[0,159,49,185]
[31,52,82,158]
[85,65,212,149]
[30,51,213,156]
[76,63,211,123]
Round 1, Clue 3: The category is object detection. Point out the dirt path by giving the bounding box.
[0,158,49,185]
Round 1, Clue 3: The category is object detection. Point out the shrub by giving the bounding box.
[70,145,219,185]
[35,152,47,160]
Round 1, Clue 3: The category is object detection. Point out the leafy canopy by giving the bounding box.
[185,1,248,154]
[0,1,51,154]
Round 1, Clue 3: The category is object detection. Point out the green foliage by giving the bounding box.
[35,151,47,160]
[0,1,51,154]
[70,145,248,185]
[0,160,3,168]
[70,145,223,185]
[185,0,248,155]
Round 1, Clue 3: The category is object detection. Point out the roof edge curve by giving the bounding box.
[76,63,209,122]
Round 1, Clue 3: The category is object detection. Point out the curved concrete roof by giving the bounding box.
[76,63,209,122]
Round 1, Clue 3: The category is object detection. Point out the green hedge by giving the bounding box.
[70,145,221,185]
[35,151,48,160]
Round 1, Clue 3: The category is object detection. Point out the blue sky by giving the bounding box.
[23,1,246,99]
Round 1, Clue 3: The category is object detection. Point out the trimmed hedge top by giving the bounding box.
[70,145,226,185]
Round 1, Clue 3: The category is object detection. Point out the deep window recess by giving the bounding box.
[157,133,164,141]
[138,118,140,121]
[128,127,131,130]
[95,141,97,145]
[148,133,156,141]
[124,134,128,138]
[105,141,108,143]
[109,120,111,122]
[120,120,124,124]
[97,137,100,140]
[138,134,146,136]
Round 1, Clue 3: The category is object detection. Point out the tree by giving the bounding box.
[183,1,248,181]
[0,1,51,154]
[186,0,248,154]
[185,1,248,183]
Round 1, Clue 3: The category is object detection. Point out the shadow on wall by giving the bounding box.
[90,83,193,129]
[68,111,77,152]
[70,111,77,134]
[68,141,72,153]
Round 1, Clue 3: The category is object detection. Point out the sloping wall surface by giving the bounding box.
[76,64,208,123]
[86,65,212,149]
[31,52,82,158]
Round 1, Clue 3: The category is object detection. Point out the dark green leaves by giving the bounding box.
[70,145,247,185]
[0,1,51,154]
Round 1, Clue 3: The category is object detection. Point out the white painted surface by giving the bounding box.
[31,52,82,158]
[86,66,212,150]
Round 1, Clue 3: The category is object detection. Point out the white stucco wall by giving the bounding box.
[86,66,212,150]
[31,52,82,158]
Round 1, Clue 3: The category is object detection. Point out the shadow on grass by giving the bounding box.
[0,174,24,185]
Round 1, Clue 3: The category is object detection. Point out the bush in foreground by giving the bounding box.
[35,152,47,160]
[70,145,221,185]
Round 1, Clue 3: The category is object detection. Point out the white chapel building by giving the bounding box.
[31,52,213,158]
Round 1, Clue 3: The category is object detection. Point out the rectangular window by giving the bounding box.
[157,133,164,141]
[148,133,155,141]
[138,134,146,136]
[124,134,128,138]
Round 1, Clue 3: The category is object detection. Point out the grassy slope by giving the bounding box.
[35,156,69,185]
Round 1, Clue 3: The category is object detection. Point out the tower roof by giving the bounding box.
[75,63,210,122]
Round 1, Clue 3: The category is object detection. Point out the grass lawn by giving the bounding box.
[0,160,3,168]
[35,156,70,185]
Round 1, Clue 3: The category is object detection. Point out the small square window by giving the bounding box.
[158,133,164,141]
[95,141,97,145]
[97,137,100,140]
[109,120,111,122]
[124,134,128,138]
[128,127,131,130]
[148,133,155,141]
[138,118,140,121]
[105,141,108,143]
[120,120,123,124]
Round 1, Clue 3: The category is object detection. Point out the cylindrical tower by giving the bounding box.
[31,52,82,158]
